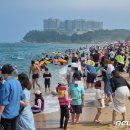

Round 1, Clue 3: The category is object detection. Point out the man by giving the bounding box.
[86,60,97,88]
[0,64,23,130]
[29,60,41,89]
[68,74,85,123]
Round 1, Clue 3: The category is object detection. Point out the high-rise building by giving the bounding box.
[86,21,103,30]
[73,19,86,31]
[43,18,103,34]
[43,18,60,31]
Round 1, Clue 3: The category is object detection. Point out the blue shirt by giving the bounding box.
[0,77,23,119]
[68,84,84,105]
[86,64,96,74]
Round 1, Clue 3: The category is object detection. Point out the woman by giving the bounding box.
[110,70,130,125]
[16,73,36,130]
[104,58,115,105]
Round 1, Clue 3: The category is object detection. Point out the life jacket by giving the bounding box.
[58,85,69,106]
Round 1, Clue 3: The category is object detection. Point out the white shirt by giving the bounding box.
[107,64,115,74]
[95,89,105,108]
[109,51,115,59]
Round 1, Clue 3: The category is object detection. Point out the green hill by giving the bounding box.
[23,29,130,43]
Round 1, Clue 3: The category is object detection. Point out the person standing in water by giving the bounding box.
[43,68,51,93]
[29,61,41,89]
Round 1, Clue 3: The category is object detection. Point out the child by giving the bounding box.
[43,68,51,93]
[127,58,130,80]
[31,90,44,113]
[94,80,105,123]
[57,83,72,130]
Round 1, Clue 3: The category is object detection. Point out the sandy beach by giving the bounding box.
[34,100,130,130]
[34,71,130,130]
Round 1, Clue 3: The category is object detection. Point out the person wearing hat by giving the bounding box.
[86,60,97,88]
[31,90,44,113]
[0,64,23,130]
[57,82,72,130]
[66,62,78,87]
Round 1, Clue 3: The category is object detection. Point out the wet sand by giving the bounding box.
[34,71,130,130]
[34,100,130,130]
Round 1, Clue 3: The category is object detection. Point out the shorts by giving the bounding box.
[105,80,112,96]
[32,73,39,79]
[70,105,82,114]
[87,73,96,83]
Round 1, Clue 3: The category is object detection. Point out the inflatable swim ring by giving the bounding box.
[58,59,67,63]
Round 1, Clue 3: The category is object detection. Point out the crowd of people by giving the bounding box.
[57,42,130,129]
[0,42,130,130]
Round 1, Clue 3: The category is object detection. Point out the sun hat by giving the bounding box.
[34,90,41,95]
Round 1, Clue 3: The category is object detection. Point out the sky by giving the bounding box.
[0,0,130,42]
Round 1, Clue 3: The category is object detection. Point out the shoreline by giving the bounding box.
[34,100,130,130]
[26,42,130,130]
[34,72,130,130]
[19,41,114,45]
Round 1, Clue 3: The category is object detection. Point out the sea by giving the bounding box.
[0,42,94,113]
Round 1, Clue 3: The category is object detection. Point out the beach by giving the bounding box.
[18,43,130,130]
[1,42,130,130]
[34,101,130,130]
[34,71,130,130]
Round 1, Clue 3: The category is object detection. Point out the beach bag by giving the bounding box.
[0,123,4,130]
